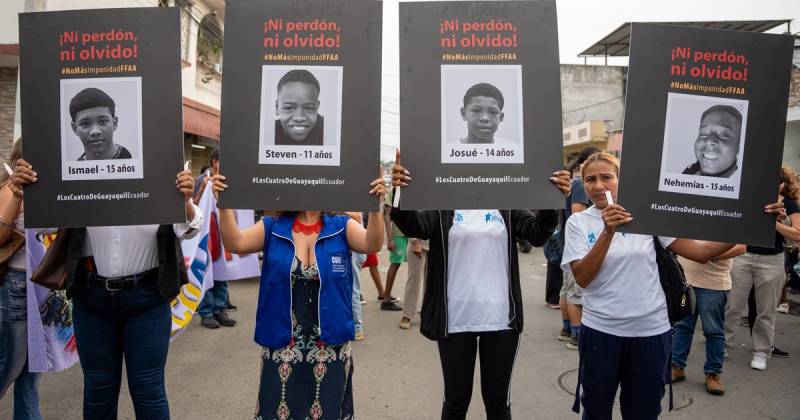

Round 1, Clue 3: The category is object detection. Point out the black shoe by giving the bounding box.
[214,311,237,327]
[225,302,238,312]
[380,301,403,311]
[201,316,220,329]
[377,296,400,303]
[772,347,790,358]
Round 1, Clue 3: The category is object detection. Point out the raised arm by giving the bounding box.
[345,171,387,254]
[569,203,630,288]
[211,174,265,254]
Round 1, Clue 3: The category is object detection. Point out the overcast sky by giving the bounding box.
[378,0,800,160]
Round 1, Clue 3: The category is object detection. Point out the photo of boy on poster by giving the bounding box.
[59,77,144,181]
[258,65,343,166]
[657,93,748,200]
[441,65,524,164]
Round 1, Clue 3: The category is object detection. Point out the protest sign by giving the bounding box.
[616,23,794,246]
[219,0,382,211]
[398,0,564,209]
[19,7,185,227]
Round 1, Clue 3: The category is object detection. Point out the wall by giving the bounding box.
[560,64,626,131]
[0,68,19,162]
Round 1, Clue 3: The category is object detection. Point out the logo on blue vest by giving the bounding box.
[485,211,503,224]
[331,254,347,273]
[587,232,597,245]
[454,212,464,224]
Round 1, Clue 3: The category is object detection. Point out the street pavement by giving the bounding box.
[3,248,799,419]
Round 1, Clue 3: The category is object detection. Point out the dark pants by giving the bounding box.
[574,325,671,420]
[545,261,563,305]
[438,330,520,420]
[72,286,171,420]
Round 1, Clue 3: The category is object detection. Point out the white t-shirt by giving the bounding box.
[447,210,511,333]
[561,206,673,337]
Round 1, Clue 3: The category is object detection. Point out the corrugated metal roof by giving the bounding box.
[579,20,792,57]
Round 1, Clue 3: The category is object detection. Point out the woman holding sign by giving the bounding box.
[11,158,202,420]
[389,152,571,420]
[561,152,784,419]
[211,172,386,420]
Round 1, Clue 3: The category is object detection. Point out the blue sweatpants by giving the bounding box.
[573,325,672,420]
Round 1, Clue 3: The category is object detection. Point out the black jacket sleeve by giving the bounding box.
[511,209,557,247]
[389,207,434,240]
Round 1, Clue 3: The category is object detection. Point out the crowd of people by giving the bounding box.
[0,140,796,420]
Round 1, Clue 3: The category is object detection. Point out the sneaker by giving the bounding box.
[377,296,400,303]
[360,295,366,305]
[558,329,572,342]
[772,347,790,358]
[566,335,578,350]
[671,365,686,383]
[214,311,237,327]
[399,317,412,329]
[225,302,238,312]
[777,303,790,314]
[380,301,403,311]
[201,316,220,329]
[704,373,725,395]
[547,303,561,310]
[354,330,364,341]
[750,351,768,371]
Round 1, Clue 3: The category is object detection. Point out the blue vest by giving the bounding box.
[254,214,355,349]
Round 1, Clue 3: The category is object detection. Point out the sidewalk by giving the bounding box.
[3,248,798,419]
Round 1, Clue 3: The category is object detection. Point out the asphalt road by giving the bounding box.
[3,248,799,419]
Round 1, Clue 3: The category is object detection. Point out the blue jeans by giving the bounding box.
[0,269,42,420]
[72,285,171,420]
[672,287,728,374]
[351,253,366,333]
[197,280,228,318]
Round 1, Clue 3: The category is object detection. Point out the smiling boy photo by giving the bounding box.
[274,69,325,146]
[682,105,742,178]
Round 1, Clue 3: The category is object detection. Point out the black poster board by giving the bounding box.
[616,23,794,246]
[19,7,185,228]
[398,0,564,210]
[219,0,382,211]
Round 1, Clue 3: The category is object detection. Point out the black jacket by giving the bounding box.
[390,208,557,341]
[63,225,188,300]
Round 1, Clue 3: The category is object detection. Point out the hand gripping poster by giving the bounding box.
[19,7,185,227]
[219,0,382,211]
[398,0,564,210]
[616,23,794,246]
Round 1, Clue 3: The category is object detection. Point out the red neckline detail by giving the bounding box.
[292,218,323,235]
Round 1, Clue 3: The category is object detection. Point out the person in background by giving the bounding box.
[671,244,745,395]
[0,139,42,420]
[399,238,428,330]
[194,148,237,329]
[725,166,800,370]
[382,188,404,311]
[558,146,600,351]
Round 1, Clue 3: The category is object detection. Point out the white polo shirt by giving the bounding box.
[561,206,672,337]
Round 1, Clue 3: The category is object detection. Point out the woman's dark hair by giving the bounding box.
[567,146,602,175]
[780,165,800,201]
